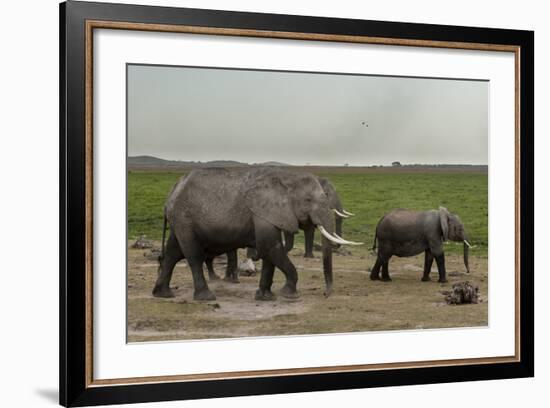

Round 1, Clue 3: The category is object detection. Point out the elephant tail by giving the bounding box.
[159,214,168,264]
[371,228,378,255]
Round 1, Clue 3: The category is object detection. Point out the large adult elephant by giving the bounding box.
[204,177,352,276]
[152,167,362,301]
[370,207,471,282]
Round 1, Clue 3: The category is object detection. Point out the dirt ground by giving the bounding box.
[127,242,488,342]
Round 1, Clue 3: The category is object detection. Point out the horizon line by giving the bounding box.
[128,155,488,167]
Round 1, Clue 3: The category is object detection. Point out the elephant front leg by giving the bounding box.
[253,217,299,299]
[303,227,315,258]
[268,245,299,299]
[223,250,239,283]
[255,259,276,301]
[434,254,447,283]
[422,250,434,281]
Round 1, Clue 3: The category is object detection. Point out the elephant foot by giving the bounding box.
[280,284,300,299]
[381,276,392,282]
[255,289,277,301]
[303,253,315,259]
[223,275,240,284]
[208,273,221,281]
[323,285,333,298]
[421,276,431,282]
[438,278,448,283]
[152,285,175,298]
[370,274,380,281]
[193,288,216,301]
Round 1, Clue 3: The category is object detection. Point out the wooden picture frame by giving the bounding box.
[60,1,534,406]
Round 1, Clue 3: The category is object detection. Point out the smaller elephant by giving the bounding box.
[370,207,471,283]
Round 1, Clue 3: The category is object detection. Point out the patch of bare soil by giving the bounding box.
[127,243,488,342]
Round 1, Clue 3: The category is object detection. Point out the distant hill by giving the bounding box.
[128,155,183,166]
[255,161,289,166]
[127,155,290,169]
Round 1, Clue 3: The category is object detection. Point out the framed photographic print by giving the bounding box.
[59,1,534,406]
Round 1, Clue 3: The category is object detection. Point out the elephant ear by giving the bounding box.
[245,175,299,234]
[439,206,450,241]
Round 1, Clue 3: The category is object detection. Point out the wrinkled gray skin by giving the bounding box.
[370,207,470,283]
[152,167,336,301]
[205,177,344,274]
[162,176,241,284]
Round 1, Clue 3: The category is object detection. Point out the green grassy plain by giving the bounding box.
[128,168,487,256]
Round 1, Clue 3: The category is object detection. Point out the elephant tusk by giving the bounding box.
[318,225,344,245]
[342,209,355,216]
[333,233,364,246]
[318,226,363,246]
[332,209,350,218]
[464,240,472,248]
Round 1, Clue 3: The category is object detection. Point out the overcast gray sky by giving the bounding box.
[127,64,488,166]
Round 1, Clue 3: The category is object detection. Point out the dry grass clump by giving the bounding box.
[443,282,481,305]
[131,234,153,249]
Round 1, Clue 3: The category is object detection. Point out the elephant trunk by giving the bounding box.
[463,239,470,274]
[335,215,343,239]
[312,208,335,297]
[321,235,333,297]
[312,207,362,297]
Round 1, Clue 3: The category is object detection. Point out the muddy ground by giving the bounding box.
[127,243,488,342]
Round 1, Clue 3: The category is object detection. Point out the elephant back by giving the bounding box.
[165,168,248,224]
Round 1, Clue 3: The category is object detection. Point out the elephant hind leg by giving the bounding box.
[153,232,184,298]
[175,230,215,301]
[381,259,392,281]
[205,257,220,281]
[369,257,382,280]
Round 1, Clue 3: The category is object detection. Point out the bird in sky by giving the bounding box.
[361,121,369,127]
